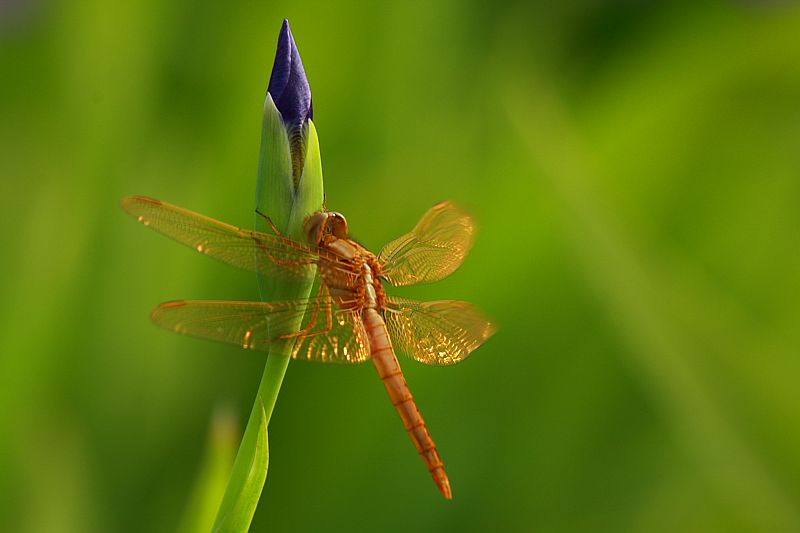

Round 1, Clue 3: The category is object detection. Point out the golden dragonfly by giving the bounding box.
[121,196,496,499]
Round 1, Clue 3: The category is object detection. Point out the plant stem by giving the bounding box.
[212,96,323,532]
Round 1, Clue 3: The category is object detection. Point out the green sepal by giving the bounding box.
[255,93,294,233]
[286,119,323,240]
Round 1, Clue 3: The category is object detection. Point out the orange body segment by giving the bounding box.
[363,308,452,499]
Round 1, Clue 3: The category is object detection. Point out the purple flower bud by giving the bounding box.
[268,19,312,129]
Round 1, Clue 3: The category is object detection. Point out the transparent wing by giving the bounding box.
[384,297,496,366]
[377,201,476,287]
[291,304,371,363]
[151,290,370,364]
[121,196,355,284]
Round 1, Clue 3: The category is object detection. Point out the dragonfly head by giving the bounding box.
[305,211,349,245]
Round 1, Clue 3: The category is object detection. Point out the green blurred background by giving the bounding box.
[2,1,800,532]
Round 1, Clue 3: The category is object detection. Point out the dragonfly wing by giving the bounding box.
[151,292,370,364]
[121,196,354,284]
[291,304,371,363]
[384,297,496,366]
[377,202,476,287]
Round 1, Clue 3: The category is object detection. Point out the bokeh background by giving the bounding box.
[2,1,800,532]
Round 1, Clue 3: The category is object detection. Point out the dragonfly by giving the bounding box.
[121,195,496,499]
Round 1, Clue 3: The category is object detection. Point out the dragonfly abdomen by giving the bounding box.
[362,307,453,500]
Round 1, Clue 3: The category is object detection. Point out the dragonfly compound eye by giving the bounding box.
[304,212,329,246]
[328,212,349,238]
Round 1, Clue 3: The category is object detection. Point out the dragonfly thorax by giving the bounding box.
[305,211,349,246]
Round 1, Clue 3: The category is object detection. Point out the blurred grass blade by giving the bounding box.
[212,401,268,532]
[177,406,239,533]
[506,80,800,533]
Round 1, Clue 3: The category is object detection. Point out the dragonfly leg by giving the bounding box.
[254,240,317,270]
[279,287,332,340]
[253,212,322,270]
[280,306,330,340]
[271,255,317,269]
[284,307,335,342]
[255,209,285,236]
